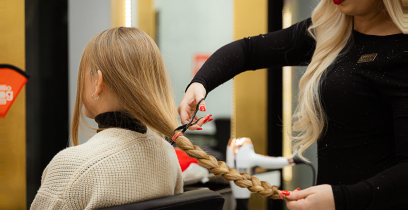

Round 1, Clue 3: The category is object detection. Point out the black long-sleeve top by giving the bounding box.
[189,18,408,209]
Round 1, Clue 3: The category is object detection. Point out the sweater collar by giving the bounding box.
[94,111,147,134]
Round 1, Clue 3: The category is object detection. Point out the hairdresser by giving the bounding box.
[178,0,408,209]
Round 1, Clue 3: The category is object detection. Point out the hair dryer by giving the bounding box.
[226,137,296,210]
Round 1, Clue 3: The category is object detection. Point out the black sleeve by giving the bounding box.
[188,18,316,93]
[332,52,408,210]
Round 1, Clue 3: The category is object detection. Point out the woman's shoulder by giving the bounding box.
[35,145,92,200]
[61,128,177,174]
[78,128,179,175]
[43,127,178,185]
[43,128,153,178]
[61,128,181,206]
[36,128,181,209]
[45,127,177,177]
[49,127,172,168]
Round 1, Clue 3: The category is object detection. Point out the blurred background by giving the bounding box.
[0,0,319,209]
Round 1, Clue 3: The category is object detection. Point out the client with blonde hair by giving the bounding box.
[30,27,187,209]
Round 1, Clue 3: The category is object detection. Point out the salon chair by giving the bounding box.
[98,189,225,210]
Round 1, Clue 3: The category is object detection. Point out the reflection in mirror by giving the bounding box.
[154,0,233,156]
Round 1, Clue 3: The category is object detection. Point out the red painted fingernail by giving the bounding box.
[208,118,213,122]
[203,115,213,124]
[281,190,290,196]
[196,128,202,130]
[200,106,206,112]
[296,188,301,191]
[203,116,210,123]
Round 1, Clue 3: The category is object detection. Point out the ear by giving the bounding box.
[94,70,104,95]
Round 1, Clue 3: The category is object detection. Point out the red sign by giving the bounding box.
[193,54,211,76]
[0,64,29,118]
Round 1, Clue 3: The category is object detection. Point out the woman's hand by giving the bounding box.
[286,185,335,210]
[177,82,209,130]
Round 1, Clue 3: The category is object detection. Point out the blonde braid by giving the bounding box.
[174,134,288,200]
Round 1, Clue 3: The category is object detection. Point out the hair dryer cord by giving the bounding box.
[293,157,316,186]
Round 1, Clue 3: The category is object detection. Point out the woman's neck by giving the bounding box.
[353,10,401,36]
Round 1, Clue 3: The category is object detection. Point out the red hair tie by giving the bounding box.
[279,190,290,200]
[279,191,284,200]
[172,132,184,142]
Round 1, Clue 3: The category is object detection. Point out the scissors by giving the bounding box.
[174,98,206,133]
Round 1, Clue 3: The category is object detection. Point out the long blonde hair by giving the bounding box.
[292,0,408,160]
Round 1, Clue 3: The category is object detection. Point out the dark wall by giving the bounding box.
[267,0,283,210]
[25,0,69,207]
[267,0,283,158]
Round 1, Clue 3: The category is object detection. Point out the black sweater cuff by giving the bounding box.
[185,79,208,95]
[332,182,373,210]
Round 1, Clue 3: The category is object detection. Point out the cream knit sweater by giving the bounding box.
[31,128,183,210]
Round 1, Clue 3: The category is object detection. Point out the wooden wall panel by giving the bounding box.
[233,0,268,209]
[0,0,26,209]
